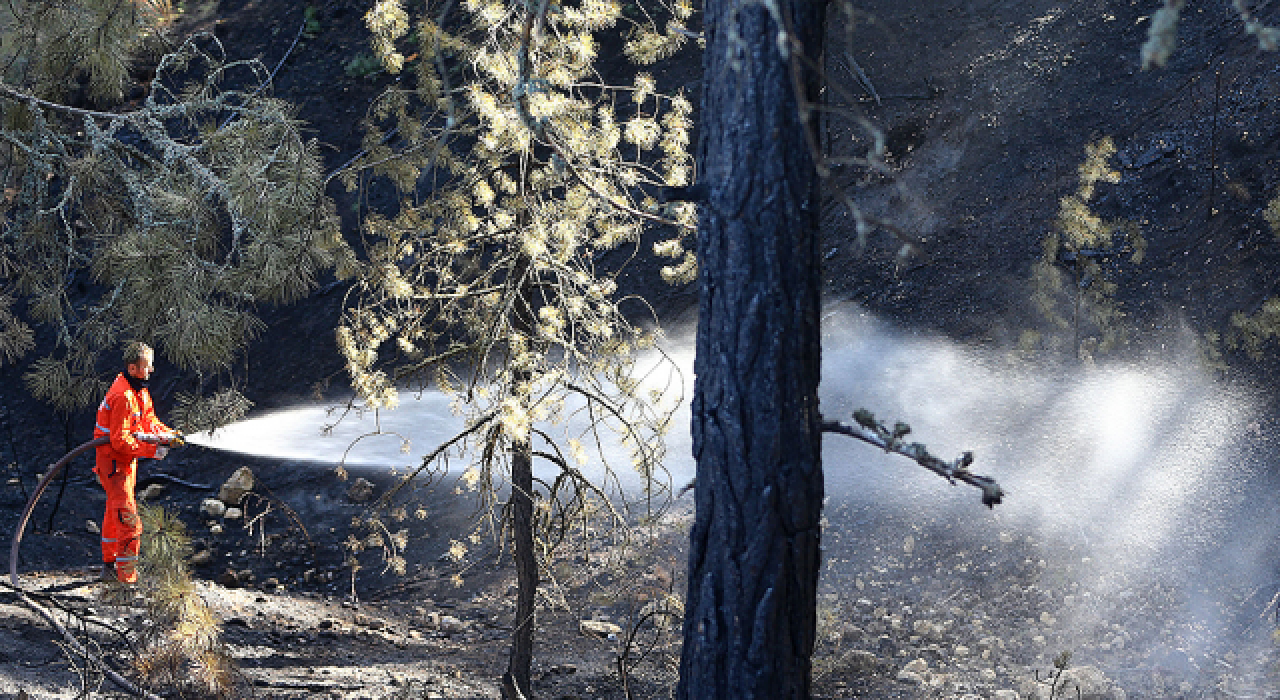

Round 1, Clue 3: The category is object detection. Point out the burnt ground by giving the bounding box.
[5,0,1280,697]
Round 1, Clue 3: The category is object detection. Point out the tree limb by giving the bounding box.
[820,410,1004,508]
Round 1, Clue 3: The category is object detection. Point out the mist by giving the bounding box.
[190,305,1280,681]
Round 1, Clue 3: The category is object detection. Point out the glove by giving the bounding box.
[168,431,186,448]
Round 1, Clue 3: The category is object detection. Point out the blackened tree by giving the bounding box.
[675,0,1005,695]
[674,0,826,695]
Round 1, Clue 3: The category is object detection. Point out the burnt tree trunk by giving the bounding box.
[503,271,538,700]
[502,420,536,699]
[675,0,825,695]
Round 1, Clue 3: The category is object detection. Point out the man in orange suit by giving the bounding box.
[93,341,183,583]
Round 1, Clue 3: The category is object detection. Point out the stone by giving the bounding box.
[85,519,100,534]
[224,507,243,520]
[1019,665,1126,700]
[218,467,254,505]
[216,568,241,588]
[439,615,468,634]
[347,477,375,503]
[993,691,1019,700]
[845,650,880,674]
[189,550,212,566]
[579,619,623,639]
[896,670,925,684]
[200,498,226,518]
[137,483,166,501]
[210,523,223,534]
[902,658,929,675]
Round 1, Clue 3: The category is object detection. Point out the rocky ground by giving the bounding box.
[5,0,1280,697]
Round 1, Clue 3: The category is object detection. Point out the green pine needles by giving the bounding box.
[132,504,241,696]
[340,1,696,691]
[339,0,696,502]
[1029,138,1144,362]
[0,10,352,420]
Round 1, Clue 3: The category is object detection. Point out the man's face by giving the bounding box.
[127,353,155,381]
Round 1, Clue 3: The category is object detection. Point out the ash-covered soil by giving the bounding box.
[5,0,1280,697]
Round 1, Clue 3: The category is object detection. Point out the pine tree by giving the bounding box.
[0,1,352,421]
[344,0,696,695]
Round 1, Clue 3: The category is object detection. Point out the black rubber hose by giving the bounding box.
[9,436,109,588]
[137,473,212,491]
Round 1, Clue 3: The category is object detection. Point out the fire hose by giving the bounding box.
[7,433,183,700]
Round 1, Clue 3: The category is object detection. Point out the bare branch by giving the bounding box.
[820,410,1004,508]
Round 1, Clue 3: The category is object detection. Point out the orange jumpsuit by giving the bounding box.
[93,373,171,583]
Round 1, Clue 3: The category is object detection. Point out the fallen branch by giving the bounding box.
[820,409,1004,508]
[1,581,161,699]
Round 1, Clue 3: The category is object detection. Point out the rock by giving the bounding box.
[237,569,255,584]
[896,670,925,684]
[137,483,165,501]
[993,691,1019,700]
[189,550,212,566]
[1019,665,1126,700]
[954,645,971,657]
[200,498,226,518]
[224,507,243,520]
[85,519,100,534]
[318,617,343,637]
[347,477,375,503]
[424,611,441,629]
[902,658,929,675]
[845,650,880,674]
[218,467,254,505]
[579,619,623,639]
[439,615,468,634]
[216,568,241,588]
[264,577,280,589]
[210,523,223,534]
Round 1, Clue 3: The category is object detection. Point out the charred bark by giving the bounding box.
[675,0,825,696]
[503,271,538,700]
[502,423,536,699]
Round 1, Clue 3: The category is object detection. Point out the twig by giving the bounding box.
[839,51,880,106]
[509,0,693,232]
[219,14,309,130]
[2,582,161,699]
[369,411,499,512]
[820,410,1004,507]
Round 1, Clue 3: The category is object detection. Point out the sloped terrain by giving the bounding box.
[5,0,1280,697]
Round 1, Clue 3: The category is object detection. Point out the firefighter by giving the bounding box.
[93,341,184,583]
